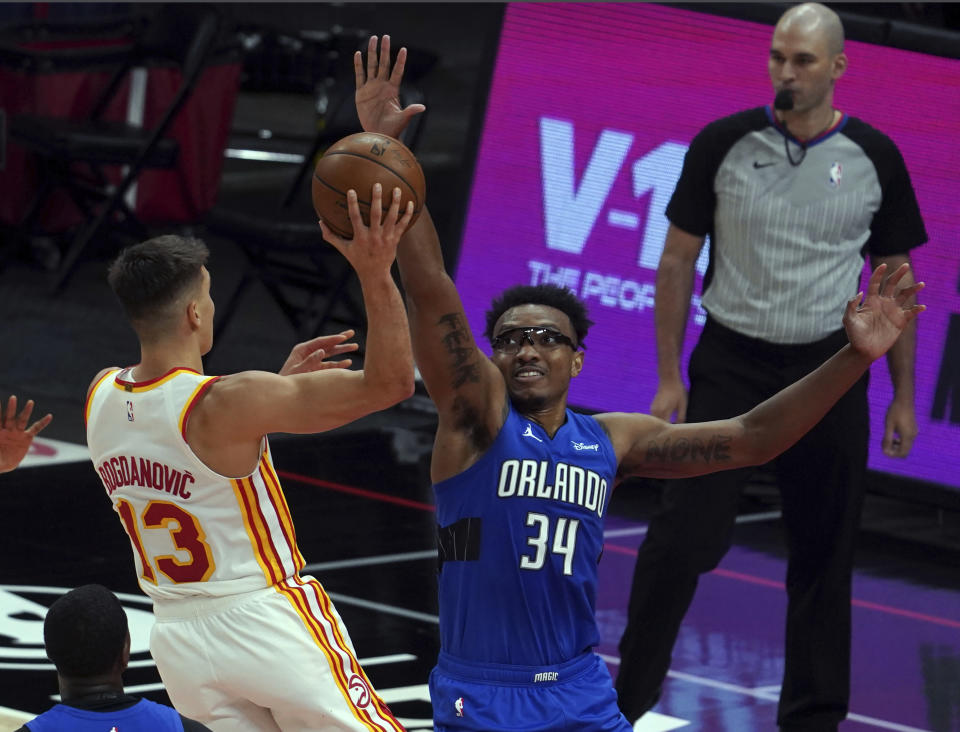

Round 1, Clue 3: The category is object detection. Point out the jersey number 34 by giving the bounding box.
[520,512,580,576]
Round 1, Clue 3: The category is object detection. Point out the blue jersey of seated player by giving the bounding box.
[435,403,617,665]
[26,699,184,731]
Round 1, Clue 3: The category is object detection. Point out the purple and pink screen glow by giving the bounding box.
[454,4,960,490]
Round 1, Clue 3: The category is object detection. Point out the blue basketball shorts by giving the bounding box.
[429,650,632,731]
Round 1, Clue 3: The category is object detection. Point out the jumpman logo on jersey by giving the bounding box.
[522,424,543,442]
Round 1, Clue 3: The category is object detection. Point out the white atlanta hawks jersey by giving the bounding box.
[85,368,305,600]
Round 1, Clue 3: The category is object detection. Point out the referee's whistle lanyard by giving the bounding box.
[772,107,843,167]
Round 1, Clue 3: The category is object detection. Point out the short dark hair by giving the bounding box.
[44,584,128,678]
[484,284,593,348]
[107,235,209,323]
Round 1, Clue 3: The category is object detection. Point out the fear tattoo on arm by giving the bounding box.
[438,313,481,389]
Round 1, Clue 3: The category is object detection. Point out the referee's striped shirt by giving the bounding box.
[667,106,927,344]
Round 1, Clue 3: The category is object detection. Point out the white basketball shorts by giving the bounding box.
[150,575,405,732]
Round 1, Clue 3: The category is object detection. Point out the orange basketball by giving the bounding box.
[311,132,426,238]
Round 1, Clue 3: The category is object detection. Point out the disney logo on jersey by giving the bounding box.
[571,441,599,451]
[0,585,155,671]
[497,459,608,518]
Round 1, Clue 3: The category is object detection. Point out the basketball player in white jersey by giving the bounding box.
[85,185,414,732]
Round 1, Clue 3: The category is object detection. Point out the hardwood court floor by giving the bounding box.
[1,424,958,732]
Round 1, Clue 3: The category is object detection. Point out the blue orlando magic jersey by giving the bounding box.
[26,699,184,731]
[435,404,617,666]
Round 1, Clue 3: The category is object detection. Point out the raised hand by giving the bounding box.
[354,34,426,138]
[278,330,359,376]
[0,395,53,473]
[843,263,925,362]
[319,183,415,279]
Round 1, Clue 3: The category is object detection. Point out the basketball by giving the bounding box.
[311,132,426,238]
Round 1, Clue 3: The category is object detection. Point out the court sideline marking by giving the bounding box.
[283,469,960,630]
[309,590,933,732]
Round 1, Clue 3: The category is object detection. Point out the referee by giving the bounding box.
[615,3,927,730]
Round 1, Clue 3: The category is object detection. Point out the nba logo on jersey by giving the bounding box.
[455,697,464,717]
[110,727,118,732]
[126,400,135,422]
[828,161,842,188]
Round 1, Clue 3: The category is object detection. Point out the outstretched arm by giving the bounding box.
[0,396,53,473]
[398,210,508,483]
[394,207,505,421]
[355,35,506,481]
[600,263,925,480]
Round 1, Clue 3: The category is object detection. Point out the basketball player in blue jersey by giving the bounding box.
[18,584,211,732]
[354,36,926,731]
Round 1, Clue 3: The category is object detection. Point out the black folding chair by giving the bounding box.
[7,4,221,291]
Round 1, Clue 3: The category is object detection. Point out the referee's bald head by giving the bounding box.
[777,3,845,56]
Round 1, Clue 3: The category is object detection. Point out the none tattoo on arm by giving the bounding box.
[644,433,732,463]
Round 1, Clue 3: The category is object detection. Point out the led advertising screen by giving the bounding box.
[454,4,960,491]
